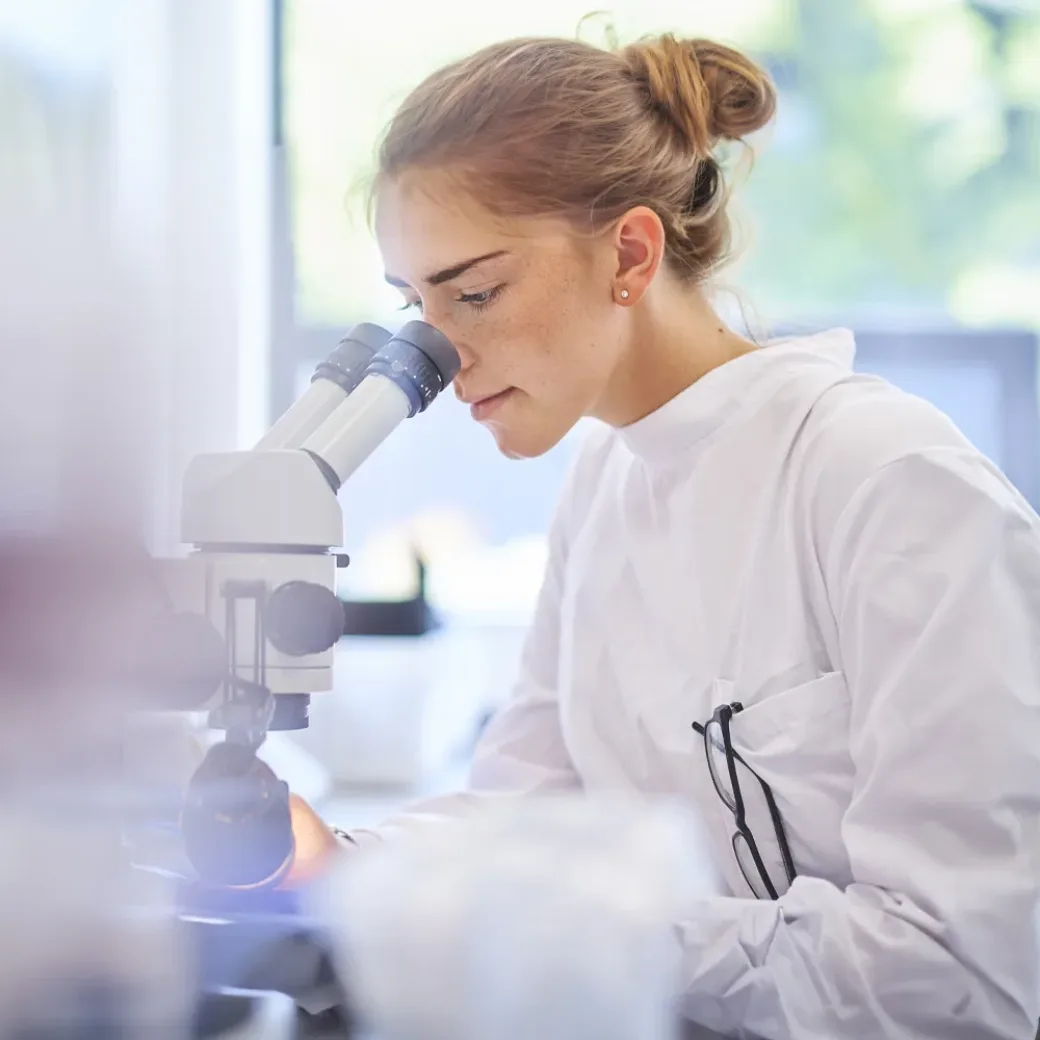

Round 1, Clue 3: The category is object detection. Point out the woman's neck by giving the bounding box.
[595,284,757,427]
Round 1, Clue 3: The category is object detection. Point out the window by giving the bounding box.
[275,0,1040,608]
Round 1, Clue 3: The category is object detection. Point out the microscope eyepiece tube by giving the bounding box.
[254,322,392,451]
[365,320,462,415]
[300,321,460,491]
[312,322,395,393]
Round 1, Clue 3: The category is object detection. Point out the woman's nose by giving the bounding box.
[454,342,477,373]
[421,314,476,372]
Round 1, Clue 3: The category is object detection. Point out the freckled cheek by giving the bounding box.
[503,334,581,406]
[504,312,562,376]
[473,279,591,395]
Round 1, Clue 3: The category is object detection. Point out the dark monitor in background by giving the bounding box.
[853,328,1040,509]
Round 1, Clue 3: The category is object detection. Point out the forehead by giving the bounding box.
[374,172,575,285]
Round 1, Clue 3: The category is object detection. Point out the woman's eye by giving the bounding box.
[457,285,504,312]
[399,298,422,312]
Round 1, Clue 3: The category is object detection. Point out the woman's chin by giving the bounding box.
[486,419,565,460]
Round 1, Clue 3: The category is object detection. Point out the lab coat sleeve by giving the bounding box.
[342,465,584,847]
[675,448,1040,1039]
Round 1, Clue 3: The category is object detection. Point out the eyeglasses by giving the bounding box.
[692,701,797,900]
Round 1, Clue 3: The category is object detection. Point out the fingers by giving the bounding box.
[280,793,344,888]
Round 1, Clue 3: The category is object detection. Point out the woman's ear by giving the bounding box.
[612,206,666,305]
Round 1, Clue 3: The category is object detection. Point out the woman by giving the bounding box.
[294,31,1040,1039]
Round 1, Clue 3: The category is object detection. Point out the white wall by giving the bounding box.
[0,0,273,546]
[109,0,273,548]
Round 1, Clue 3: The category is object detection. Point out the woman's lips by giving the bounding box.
[470,388,516,421]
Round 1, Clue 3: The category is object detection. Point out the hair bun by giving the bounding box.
[622,34,776,155]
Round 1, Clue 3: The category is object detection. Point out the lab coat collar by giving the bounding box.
[616,328,857,465]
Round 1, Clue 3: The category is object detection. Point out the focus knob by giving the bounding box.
[264,581,344,657]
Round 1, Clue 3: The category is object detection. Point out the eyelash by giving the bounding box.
[458,284,504,312]
[399,284,505,314]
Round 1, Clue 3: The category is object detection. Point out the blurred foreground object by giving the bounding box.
[0,23,196,1035]
[0,537,195,1037]
[317,797,723,1040]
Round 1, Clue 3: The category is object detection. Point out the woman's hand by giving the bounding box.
[279,792,347,888]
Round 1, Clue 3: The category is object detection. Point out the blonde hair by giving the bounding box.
[372,32,776,283]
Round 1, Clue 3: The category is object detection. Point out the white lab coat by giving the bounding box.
[348,329,1040,1039]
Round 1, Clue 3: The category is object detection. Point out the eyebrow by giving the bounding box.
[385,250,509,290]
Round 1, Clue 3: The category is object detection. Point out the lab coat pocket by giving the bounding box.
[727,672,854,886]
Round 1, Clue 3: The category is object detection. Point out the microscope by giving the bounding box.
[135,319,460,1034]
[154,318,459,890]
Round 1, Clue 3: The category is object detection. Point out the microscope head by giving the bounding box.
[166,319,460,730]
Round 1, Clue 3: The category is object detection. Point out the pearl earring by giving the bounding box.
[619,289,630,300]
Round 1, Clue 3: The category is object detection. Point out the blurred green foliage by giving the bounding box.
[737,0,1040,325]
